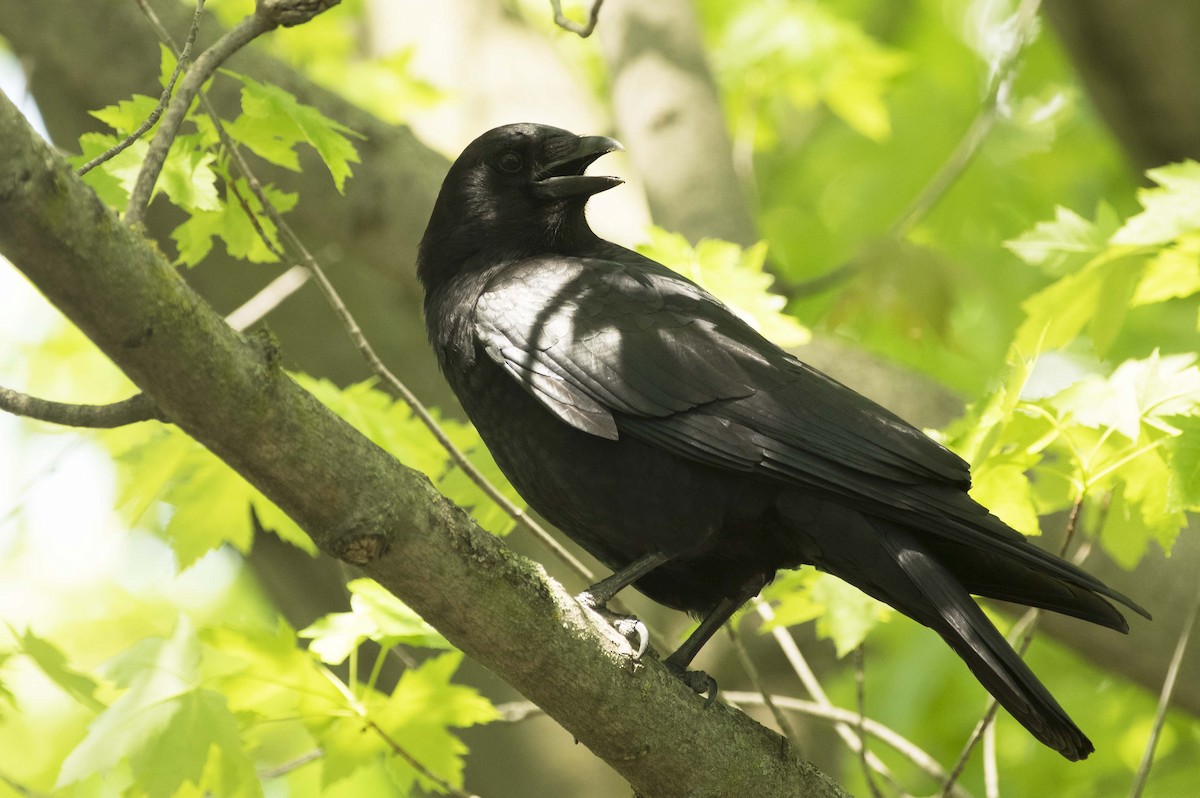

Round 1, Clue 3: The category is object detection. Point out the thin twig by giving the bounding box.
[549,0,605,38]
[78,1,205,176]
[133,0,183,49]
[855,646,884,798]
[1129,578,1200,798]
[0,770,51,798]
[726,623,803,755]
[224,167,287,261]
[0,386,163,428]
[257,749,323,779]
[983,717,999,798]
[785,0,1044,299]
[724,692,972,797]
[495,692,969,794]
[753,599,900,786]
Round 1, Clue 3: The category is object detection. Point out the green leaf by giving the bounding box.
[1112,160,1200,246]
[90,94,161,135]
[1005,204,1119,276]
[159,136,221,212]
[159,43,178,90]
[970,453,1042,537]
[1013,251,1146,356]
[1165,415,1200,510]
[710,2,906,144]
[1103,478,1184,569]
[313,652,497,791]
[162,453,257,567]
[130,689,261,798]
[1049,351,1200,441]
[946,353,1037,467]
[15,629,104,713]
[375,652,499,793]
[225,71,362,192]
[111,425,316,565]
[201,622,341,719]
[72,132,146,209]
[170,179,296,266]
[1132,235,1200,305]
[300,579,451,665]
[58,618,201,788]
[763,570,892,657]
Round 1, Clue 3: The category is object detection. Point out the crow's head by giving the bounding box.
[418,123,622,286]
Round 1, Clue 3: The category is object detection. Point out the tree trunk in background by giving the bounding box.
[1045,0,1200,171]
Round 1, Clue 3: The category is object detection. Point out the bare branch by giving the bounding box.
[753,599,899,785]
[225,265,312,332]
[723,692,970,796]
[257,749,323,779]
[727,623,803,755]
[0,386,163,428]
[124,9,273,224]
[1130,579,1200,798]
[854,645,884,798]
[550,0,605,38]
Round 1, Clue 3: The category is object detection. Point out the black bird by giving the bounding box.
[417,122,1149,760]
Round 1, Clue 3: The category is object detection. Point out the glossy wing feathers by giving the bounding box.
[476,253,970,488]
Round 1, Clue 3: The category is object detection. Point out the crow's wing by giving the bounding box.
[474,253,970,493]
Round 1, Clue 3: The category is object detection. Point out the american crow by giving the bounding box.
[417,122,1148,760]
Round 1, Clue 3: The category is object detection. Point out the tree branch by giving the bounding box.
[0,386,163,428]
[76,0,205,176]
[0,87,846,798]
[124,9,272,224]
[550,0,604,38]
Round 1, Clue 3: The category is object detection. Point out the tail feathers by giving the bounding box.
[862,526,1096,760]
[925,540,1130,633]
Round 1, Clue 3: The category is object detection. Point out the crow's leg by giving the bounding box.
[578,551,673,657]
[664,577,765,704]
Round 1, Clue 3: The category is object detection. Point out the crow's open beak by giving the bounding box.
[534,135,623,199]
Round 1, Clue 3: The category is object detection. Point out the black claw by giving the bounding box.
[665,660,719,705]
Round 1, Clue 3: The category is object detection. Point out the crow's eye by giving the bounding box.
[497,151,523,174]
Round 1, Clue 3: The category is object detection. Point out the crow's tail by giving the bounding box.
[815,519,1095,760]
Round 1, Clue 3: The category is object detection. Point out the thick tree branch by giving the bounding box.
[0,89,846,798]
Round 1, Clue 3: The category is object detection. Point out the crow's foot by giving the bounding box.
[664,660,718,706]
[576,592,650,658]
